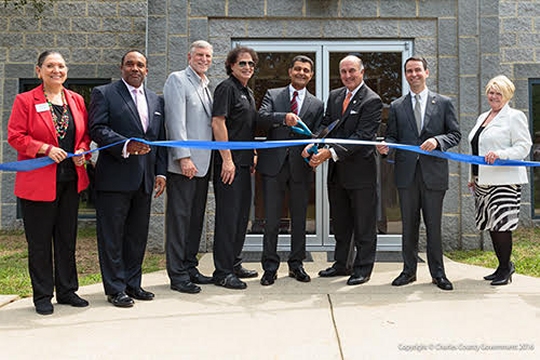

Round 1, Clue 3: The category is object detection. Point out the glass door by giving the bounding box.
[236,40,412,251]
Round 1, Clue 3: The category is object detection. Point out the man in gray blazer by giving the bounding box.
[257,55,324,286]
[163,40,214,294]
[377,57,461,290]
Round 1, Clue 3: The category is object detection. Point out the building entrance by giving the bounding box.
[236,40,413,251]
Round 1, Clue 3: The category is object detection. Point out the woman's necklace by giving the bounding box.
[44,89,69,139]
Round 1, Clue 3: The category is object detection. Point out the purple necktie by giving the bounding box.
[133,88,148,132]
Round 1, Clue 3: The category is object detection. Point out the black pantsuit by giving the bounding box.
[20,180,80,304]
[166,172,209,284]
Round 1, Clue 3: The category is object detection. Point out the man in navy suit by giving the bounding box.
[377,57,461,291]
[89,50,167,307]
[257,55,324,286]
[307,55,382,286]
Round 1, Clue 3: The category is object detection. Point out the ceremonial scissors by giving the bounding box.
[290,119,340,162]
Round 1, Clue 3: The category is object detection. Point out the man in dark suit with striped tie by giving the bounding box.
[257,55,324,286]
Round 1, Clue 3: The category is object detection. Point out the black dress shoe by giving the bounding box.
[483,269,500,281]
[490,265,515,286]
[57,293,89,307]
[289,267,311,282]
[215,274,247,290]
[107,292,134,307]
[318,267,351,277]
[35,300,54,315]
[125,287,155,301]
[432,276,454,291]
[233,266,258,279]
[391,272,417,286]
[260,271,277,286]
[171,281,201,294]
[485,262,514,281]
[190,271,214,285]
[347,274,371,286]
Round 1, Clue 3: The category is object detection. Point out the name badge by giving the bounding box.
[35,103,49,112]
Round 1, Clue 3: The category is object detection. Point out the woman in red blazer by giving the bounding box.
[8,51,91,315]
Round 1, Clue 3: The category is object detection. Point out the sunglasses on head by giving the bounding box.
[238,61,255,68]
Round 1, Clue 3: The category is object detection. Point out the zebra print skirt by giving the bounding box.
[474,179,522,231]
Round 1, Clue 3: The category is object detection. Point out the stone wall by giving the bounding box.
[0,0,157,241]
[177,0,464,252]
[1,0,539,252]
[461,0,540,250]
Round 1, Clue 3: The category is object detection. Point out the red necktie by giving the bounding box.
[291,91,299,115]
[342,91,352,115]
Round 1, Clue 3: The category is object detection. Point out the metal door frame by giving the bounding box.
[235,39,412,251]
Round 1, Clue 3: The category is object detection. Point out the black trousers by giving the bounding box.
[165,172,209,285]
[328,183,378,276]
[398,164,446,278]
[212,165,251,280]
[95,186,151,295]
[20,180,80,305]
[261,160,310,272]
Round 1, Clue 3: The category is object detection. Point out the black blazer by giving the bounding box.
[89,80,167,194]
[322,84,382,189]
[256,87,324,181]
[385,91,461,190]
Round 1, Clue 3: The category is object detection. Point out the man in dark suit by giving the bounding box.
[89,50,167,307]
[163,40,214,294]
[307,55,382,286]
[377,56,461,291]
[257,55,324,286]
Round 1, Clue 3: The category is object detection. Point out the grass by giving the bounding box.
[2,227,539,298]
[0,227,166,298]
[446,227,540,278]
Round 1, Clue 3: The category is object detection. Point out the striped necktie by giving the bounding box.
[291,91,299,115]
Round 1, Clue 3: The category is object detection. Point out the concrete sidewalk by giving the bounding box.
[1,252,539,360]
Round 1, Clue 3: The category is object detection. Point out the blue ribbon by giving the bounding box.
[1,140,125,172]
[1,138,538,172]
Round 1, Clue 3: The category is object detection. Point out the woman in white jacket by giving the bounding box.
[467,75,532,286]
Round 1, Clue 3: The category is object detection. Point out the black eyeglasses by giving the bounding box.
[238,61,255,68]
